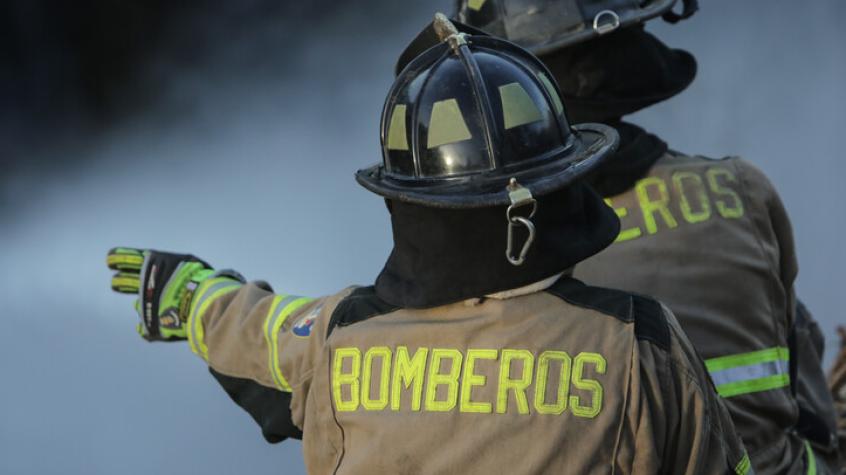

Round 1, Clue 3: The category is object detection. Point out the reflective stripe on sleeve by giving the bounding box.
[263,295,314,392]
[705,347,790,398]
[804,441,817,475]
[734,451,752,475]
[187,278,243,360]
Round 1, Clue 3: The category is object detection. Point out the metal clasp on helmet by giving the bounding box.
[505,178,537,266]
[593,10,621,35]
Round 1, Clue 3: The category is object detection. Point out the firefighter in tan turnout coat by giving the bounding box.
[455,0,840,473]
[107,15,748,474]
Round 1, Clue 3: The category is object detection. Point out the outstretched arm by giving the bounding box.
[106,247,344,442]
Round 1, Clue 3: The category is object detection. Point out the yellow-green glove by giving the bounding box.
[107,247,221,341]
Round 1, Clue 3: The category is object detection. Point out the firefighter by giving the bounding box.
[107,14,748,474]
[454,0,839,472]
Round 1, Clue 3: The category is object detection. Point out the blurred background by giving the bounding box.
[1,0,843,473]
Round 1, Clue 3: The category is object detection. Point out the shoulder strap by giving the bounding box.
[546,277,669,350]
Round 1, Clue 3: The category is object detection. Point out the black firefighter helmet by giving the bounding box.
[453,0,698,55]
[355,13,618,211]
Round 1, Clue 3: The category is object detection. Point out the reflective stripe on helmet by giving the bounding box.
[428,98,473,148]
[538,73,564,115]
[499,82,543,130]
[387,104,410,151]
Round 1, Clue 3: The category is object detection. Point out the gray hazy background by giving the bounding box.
[1,1,844,473]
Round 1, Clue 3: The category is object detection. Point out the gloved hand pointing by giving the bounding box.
[107,247,217,341]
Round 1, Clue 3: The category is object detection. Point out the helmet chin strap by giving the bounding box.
[662,0,699,24]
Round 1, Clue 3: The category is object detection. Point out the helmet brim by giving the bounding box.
[355,123,619,209]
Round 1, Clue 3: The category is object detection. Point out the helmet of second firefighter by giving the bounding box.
[454,0,696,55]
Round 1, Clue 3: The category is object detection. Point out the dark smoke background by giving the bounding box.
[0,1,843,473]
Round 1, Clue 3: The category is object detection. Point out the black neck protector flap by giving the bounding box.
[587,121,667,197]
[374,182,620,308]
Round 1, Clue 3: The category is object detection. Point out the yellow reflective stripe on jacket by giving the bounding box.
[734,451,752,475]
[263,295,314,392]
[705,347,790,398]
[804,441,817,475]
[187,278,243,360]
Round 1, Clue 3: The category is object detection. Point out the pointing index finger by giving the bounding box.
[107,247,145,271]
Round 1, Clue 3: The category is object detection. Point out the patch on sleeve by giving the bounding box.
[292,304,322,338]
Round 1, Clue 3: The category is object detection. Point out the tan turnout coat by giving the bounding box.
[187,272,748,474]
[576,151,837,474]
